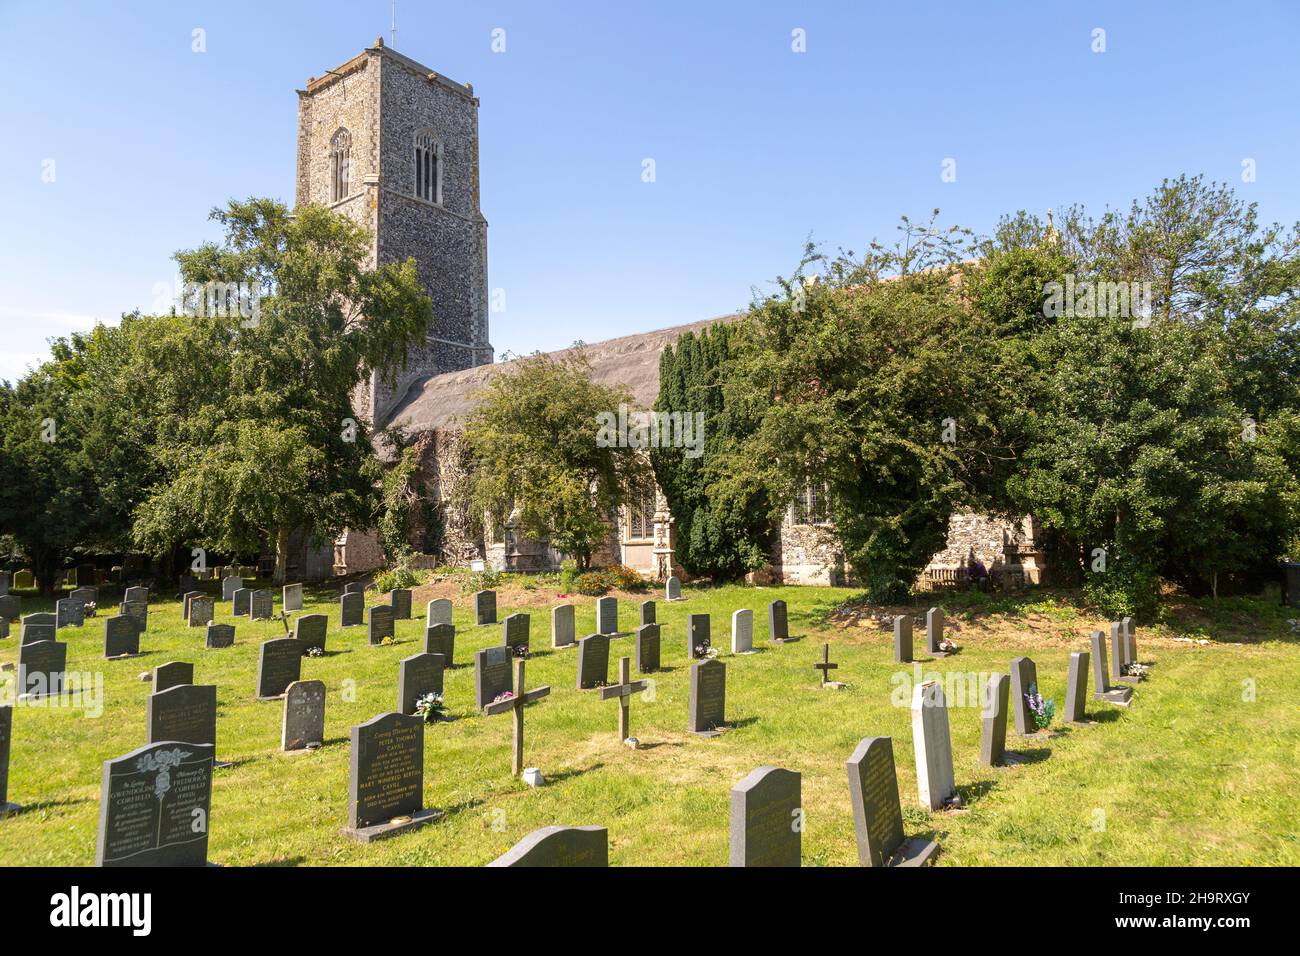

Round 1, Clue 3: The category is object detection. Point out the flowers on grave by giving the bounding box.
[84,602,97,618]
[939,638,957,653]
[694,638,714,659]
[380,636,395,646]
[414,692,445,723]
[509,643,529,659]
[305,646,324,658]
[1122,661,1150,680]
[492,690,515,704]
[1025,683,1055,730]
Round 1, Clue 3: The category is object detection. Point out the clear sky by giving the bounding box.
[2,0,1297,382]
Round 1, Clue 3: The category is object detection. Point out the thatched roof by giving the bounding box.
[387,314,737,434]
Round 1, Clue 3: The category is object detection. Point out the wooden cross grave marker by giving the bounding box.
[482,658,551,776]
[814,643,840,687]
[599,656,648,743]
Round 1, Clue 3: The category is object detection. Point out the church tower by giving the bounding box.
[295,38,493,426]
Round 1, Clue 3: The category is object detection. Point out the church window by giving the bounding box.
[330,128,351,201]
[627,482,657,541]
[791,482,831,526]
[414,130,439,203]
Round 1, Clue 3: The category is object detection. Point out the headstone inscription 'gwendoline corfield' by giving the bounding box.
[368,605,395,645]
[576,634,610,690]
[342,712,438,843]
[487,826,609,867]
[1091,631,1133,706]
[474,589,497,626]
[282,680,326,751]
[894,615,913,664]
[398,652,445,716]
[847,736,938,867]
[340,592,363,627]
[596,596,618,636]
[979,673,1011,767]
[688,658,727,736]
[729,766,801,867]
[256,638,303,700]
[95,741,214,867]
[424,623,455,665]
[636,623,661,673]
[551,604,576,648]
[911,680,957,811]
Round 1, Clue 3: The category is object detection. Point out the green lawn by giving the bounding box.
[1,580,1297,866]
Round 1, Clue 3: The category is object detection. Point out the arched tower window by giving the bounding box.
[414,130,439,203]
[330,128,351,201]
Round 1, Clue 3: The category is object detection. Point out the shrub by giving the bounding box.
[459,569,503,594]
[559,558,578,593]
[1083,563,1162,623]
[605,564,647,592]
[574,570,611,596]
[373,559,429,594]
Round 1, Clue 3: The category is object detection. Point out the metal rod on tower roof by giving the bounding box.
[391,3,397,48]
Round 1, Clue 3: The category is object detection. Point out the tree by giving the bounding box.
[454,350,646,569]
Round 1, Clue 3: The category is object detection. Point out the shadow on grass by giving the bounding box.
[952,778,998,807]
[727,716,761,731]
[253,856,307,867]
[1003,746,1052,766]
[545,762,606,786]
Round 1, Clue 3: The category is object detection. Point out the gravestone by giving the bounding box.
[596,597,618,635]
[979,673,1010,767]
[17,640,66,698]
[475,645,514,712]
[70,586,97,607]
[0,595,18,622]
[123,585,149,605]
[688,658,727,736]
[390,588,412,620]
[178,575,199,595]
[146,683,217,754]
[283,583,303,613]
[56,598,85,629]
[502,612,530,655]
[340,592,363,627]
[13,570,34,590]
[730,766,801,867]
[398,652,446,715]
[893,616,913,664]
[551,604,576,648]
[731,609,754,654]
[1122,616,1138,668]
[847,736,938,867]
[21,612,56,645]
[368,605,395,645]
[221,575,241,601]
[0,571,8,596]
[1065,651,1090,723]
[427,598,453,627]
[294,614,328,655]
[769,600,789,643]
[205,623,235,649]
[1009,656,1039,735]
[926,607,946,656]
[232,588,252,616]
[474,590,497,626]
[181,591,201,621]
[104,615,140,658]
[1111,622,1137,684]
[488,826,609,867]
[257,638,303,699]
[282,680,326,751]
[687,614,711,659]
[343,582,364,595]
[1091,630,1132,705]
[666,575,683,601]
[911,680,956,810]
[120,599,148,632]
[95,741,214,866]
[188,596,214,627]
[0,706,16,813]
[424,623,455,666]
[640,600,656,627]
[152,661,194,694]
[0,617,7,640]
[343,712,436,842]
[576,634,611,689]
[636,623,661,673]
[250,589,273,621]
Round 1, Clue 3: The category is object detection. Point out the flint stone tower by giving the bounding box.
[295,38,492,426]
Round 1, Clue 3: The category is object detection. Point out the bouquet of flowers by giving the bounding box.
[305,645,324,658]
[414,692,444,723]
[1025,683,1055,730]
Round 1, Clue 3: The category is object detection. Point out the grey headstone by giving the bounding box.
[123,585,149,605]
[551,604,576,648]
[390,588,412,620]
[688,658,726,734]
[343,582,364,595]
[847,736,906,866]
[730,766,801,867]
[146,683,217,754]
[181,590,201,621]
[769,600,788,642]
[1122,617,1137,667]
[250,589,273,621]
[95,741,214,867]
[232,588,252,616]
[911,680,956,810]
[398,652,445,715]
[475,645,514,711]
[368,605,395,645]
[56,598,85,629]
[1009,656,1038,735]
[70,586,97,607]
[283,583,303,613]
[0,571,8,596]
[340,592,363,627]
[17,639,66,698]
[640,600,656,626]
[0,706,12,810]
[926,607,944,655]
[688,614,711,659]
[488,825,608,867]
[120,599,148,632]
[20,612,56,645]
[893,616,913,663]
[152,661,194,694]
[345,712,425,833]
[1065,651,1089,723]
[636,623,661,673]
[474,589,497,625]
[731,609,753,654]
[666,575,682,600]
[1110,622,1136,683]
[178,575,199,595]
[282,680,326,751]
[205,623,235,649]
[257,638,302,699]
[576,634,610,689]
[596,596,618,635]
[0,617,7,640]
[424,623,455,666]
[426,598,453,627]
[0,594,19,622]
[221,575,241,601]
[502,612,530,654]
[188,596,214,627]
[979,673,1010,766]
[294,614,328,654]
[104,616,140,658]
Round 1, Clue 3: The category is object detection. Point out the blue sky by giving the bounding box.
[2,0,1297,381]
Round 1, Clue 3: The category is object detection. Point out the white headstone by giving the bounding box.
[911,680,956,811]
[730,609,753,654]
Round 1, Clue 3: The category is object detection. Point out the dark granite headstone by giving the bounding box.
[344,712,434,841]
[17,639,66,698]
[769,600,789,642]
[1065,651,1090,723]
[20,612,56,645]
[1110,622,1137,684]
[104,615,140,658]
[502,612,530,654]
[551,604,576,648]
[688,658,726,735]
[0,594,18,622]
[0,705,14,812]
[250,589,273,621]
[0,571,8,596]
[636,623,661,673]
[576,634,611,689]
[426,598,453,626]
[152,661,194,694]
[95,741,214,866]
[398,652,446,715]
[847,736,937,867]
[640,600,656,627]
[0,617,7,640]
[730,766,801,867]
[119,599,148,632]
[424,623,455,666]
[979,673,1010,766]
[123,585,149,605]
[232,588,252,616]
[178,574,199,595]
[390,588,412,620]
[205,623,235,649]
[70,586,97,607]
[596,596,618,635]
[474,589,497,625]
[368,605,395,645]
[475,645,514,712]
[56,598,85,629]
[340,592,363,627]
[257,638,303,699]
[1090,630,1132,705]
[893,616,913,664]
[188,596,214,627]
[1009,656,1038,735]
[146,683,217,753]
[1122,616,1138,668]
[926,607,945,656]
[488,825,609,867]
[294,613,328,654]
[343,581,364,595]
[687,614,711,659]
[282,679,326,751]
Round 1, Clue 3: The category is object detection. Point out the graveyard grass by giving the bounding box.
[2,581,1297,866]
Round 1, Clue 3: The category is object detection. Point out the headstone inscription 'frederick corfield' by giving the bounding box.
[17,640,66,698]
[894,616,913,664]
[551,604,576,648]
[474,589,497,626]
[340,592,363,627]
[205,623,235,649]
[729,766,801,867]
[687,614,711,659]
[390,588,412,621]
[232,588,252,616]
[502,612,530,655]
[146,684,218,760]
[104,615,140,658]
[640,600,656,627]
[488,826,609,867]
[636,623,661,673]
[153,661,194,694]
[283,583,303,613]
[282,680,326,751]
[1091,631,1132,706]
[250,589,273,621]
[1009,656,1039,735]
[95,741,214,866]
[911,680,956,811]
[688,658,727,736]
[475,645,514,712]
[398,652,445,715]
[368,605,395,645]
[847,736,938,867]
[769,600,789,643]
[343,712,437,842]
[294,614,328,655]
[1064,651,1091,723]
[979,673,1011,767]
[424,623,455,665]
[256,638,303,699]
[426,598,453,627]
[576,634,610,690]
[731,609,754,654]
[596,596,618,636]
